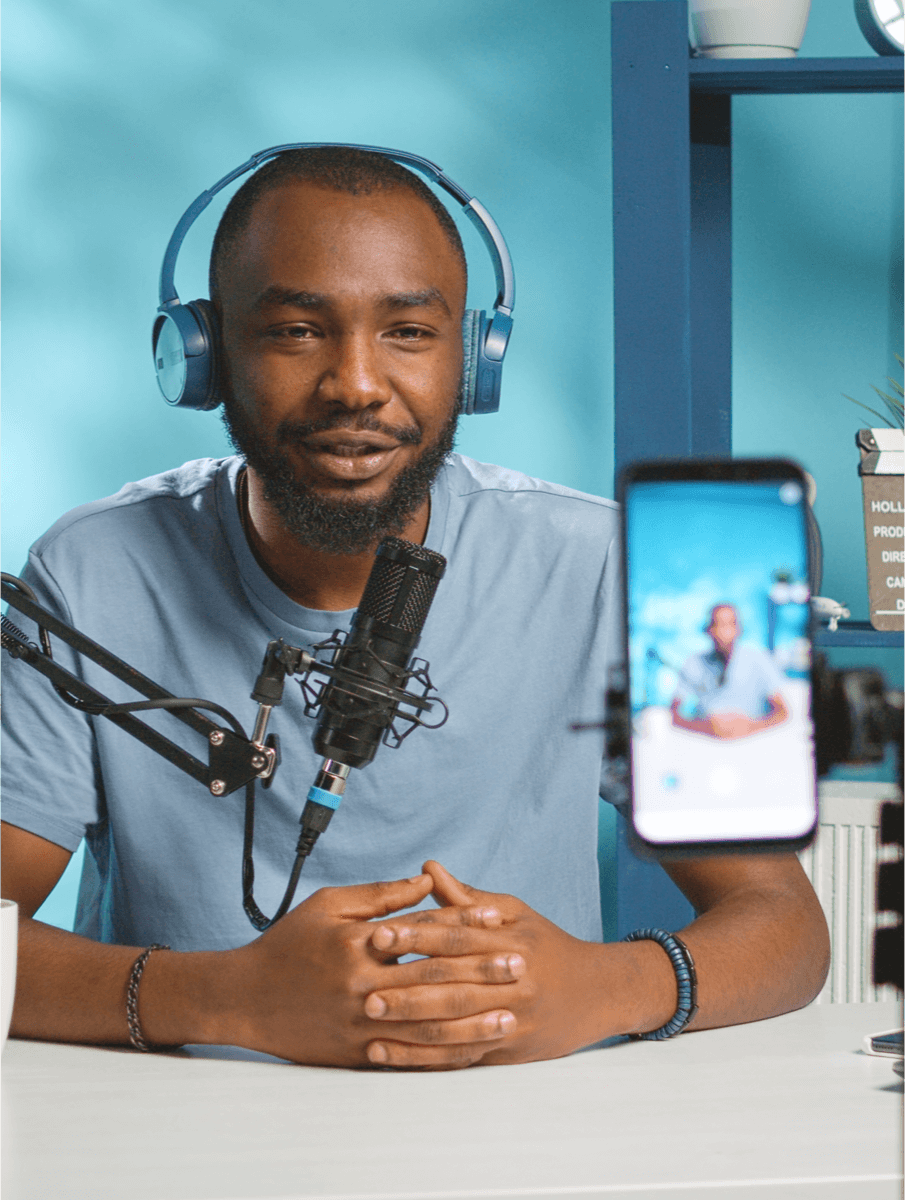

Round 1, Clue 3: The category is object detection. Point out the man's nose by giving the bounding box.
[316,333,393,410]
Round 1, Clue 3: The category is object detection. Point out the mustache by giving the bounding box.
[273,413,423,448]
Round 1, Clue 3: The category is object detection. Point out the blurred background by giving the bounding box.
[3,0,902,930]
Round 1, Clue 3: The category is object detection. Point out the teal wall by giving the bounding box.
[3,0,901,933]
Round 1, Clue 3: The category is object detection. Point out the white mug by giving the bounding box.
[1,899,19,1050]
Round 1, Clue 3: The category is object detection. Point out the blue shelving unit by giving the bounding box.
[814,621,903,649]
[612,0,903,474]
[610,0,903,936]
[689,56,904,94]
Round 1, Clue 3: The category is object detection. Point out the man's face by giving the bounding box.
[217,181,467,553]
[708,606,741,655]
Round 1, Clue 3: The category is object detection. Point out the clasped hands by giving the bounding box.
[364,860,592,1070]
[235,859,619,1070]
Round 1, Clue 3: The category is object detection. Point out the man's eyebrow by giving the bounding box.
[378,288,451,316]
[252,286,327,312]
[251,285,452,317]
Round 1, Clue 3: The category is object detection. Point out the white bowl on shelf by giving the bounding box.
[689,0,812,58]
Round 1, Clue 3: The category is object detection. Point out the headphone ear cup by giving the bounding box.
[152,299,221,410]
[462,309,510,416]
[460,310,481,415]
[186,299,221,411]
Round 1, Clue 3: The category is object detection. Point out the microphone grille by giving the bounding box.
[358,537,447,634]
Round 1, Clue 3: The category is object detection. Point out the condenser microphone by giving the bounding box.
[299,536,447,848]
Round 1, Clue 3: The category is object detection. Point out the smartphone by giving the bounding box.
[620,459,818,856]
[863,1028,904,1058]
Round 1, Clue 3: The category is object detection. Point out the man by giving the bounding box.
[671,604,790,741]
[1,148,828,1069]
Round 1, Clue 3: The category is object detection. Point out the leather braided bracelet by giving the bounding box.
[126,943,171,1051]
[623,928,698,1040]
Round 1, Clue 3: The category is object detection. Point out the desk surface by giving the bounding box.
[2,1002,901,1200]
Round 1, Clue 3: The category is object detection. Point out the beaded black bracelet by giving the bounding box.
[623,928,698,1040]
[126,943,171,1052]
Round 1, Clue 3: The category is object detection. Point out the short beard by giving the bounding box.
[220,392,460,556]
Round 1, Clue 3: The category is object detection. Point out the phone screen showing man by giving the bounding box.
[624,470,817,851]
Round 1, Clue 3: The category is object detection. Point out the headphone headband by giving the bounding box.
[158,142,515,315]
[153,143,514,415]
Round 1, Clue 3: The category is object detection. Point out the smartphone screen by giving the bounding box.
[622,460,818,853]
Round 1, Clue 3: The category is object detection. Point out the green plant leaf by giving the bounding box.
[843,358,905,430]
[842,394,897,427]
[871,386,905,427]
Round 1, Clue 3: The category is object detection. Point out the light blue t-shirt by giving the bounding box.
[2,454,621,950]
[675,643,786,721]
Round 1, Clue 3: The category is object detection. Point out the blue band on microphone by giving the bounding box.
[307,785,342,810]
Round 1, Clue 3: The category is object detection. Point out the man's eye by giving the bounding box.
[390,326,430,341]
[269,325,318,341]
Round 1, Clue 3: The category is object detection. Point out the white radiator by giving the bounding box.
[799,781,901,1004]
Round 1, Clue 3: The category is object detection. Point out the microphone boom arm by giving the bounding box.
[1,576,275,797]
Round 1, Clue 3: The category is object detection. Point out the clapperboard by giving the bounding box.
[857,428,905,632]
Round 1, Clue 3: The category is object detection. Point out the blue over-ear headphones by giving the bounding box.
[153,143,515,416]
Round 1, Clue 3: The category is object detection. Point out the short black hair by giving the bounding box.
[209,146,467,299]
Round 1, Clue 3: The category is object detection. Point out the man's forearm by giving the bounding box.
[575,865,827,1042]
[670,703,713,735]
[750,694,789,734]
[667,855,830,1031]
[11,916,232,1048]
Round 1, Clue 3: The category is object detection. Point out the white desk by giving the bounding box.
[2,1002,901,1200]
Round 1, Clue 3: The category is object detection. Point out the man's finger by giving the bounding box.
[369,919,513,958]
[366,1041,488,1071]
[365,981,520,1023]
[422,861,523,921]
[316,874,434,921]
[365,1009,517,1063]
[376,904,504,932]
[373,951,526,990]
[422,859,486,908]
